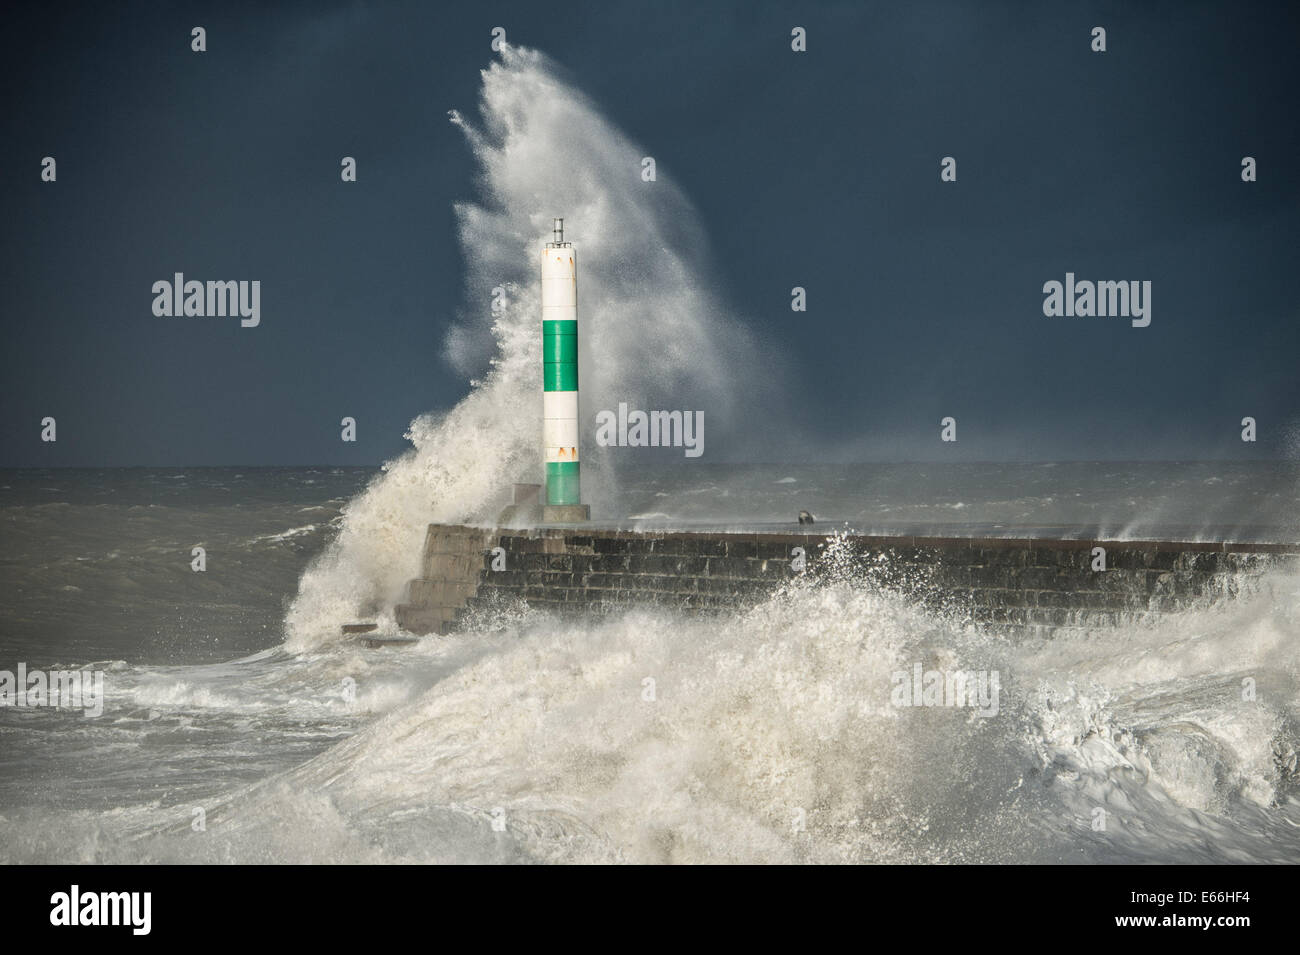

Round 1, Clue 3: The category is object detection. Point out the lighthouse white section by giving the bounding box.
[542,247,577,321]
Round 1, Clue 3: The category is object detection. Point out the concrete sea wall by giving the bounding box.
[394,524,1300,638]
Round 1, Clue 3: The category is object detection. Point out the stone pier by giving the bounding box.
[392,525,1299,639]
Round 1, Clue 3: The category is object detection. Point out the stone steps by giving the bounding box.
[394,524,495,635]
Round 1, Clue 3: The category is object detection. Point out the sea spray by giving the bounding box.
[284,46,774,651]
[13,560,1293,864]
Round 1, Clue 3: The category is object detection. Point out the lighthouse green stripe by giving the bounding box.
[543,330,577,365]
[544,362,578,391]
[546,461,581,506]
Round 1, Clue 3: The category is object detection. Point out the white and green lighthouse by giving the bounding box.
[541,218,590,522]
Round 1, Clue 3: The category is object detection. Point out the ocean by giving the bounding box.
[1,462,1298,863]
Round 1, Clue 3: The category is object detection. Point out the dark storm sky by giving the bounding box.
[2,0,1296,466]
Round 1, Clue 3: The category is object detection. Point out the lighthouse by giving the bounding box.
[541,218,590,522]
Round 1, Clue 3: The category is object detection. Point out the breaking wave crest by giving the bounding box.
[284,46,772,652]
[7,559,1296,864]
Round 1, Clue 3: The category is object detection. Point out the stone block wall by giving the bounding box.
[397,524,1299,638]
